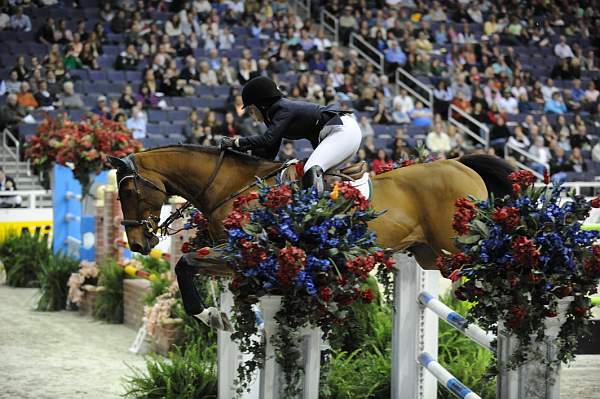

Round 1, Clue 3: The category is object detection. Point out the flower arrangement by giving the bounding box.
[375,146,439,175]
[436,169,600,370]
[180,209,213,254]
[219,179,395,395]
[144,280,182,337]
[24,114,142,197]
[67,260,100,305]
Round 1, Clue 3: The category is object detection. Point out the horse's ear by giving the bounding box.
[107,156,128,170]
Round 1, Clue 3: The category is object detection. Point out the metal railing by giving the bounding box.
[395,68,433,108]
[349,32,384,73]
[0,190,50,209]
[448,104,490,148]
[2,128,22,179]
[292,0,311,20]
[504,143,550,180]
[320,9,339,44]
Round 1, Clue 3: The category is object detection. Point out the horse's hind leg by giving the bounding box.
[409,243,439,270]
[175,255,207,316]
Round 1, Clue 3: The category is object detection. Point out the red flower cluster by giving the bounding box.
[223,209,248,228]
[591,197,600,208]
[338,182,370,210]
[346,255,375,278]
[512,183,521,194]
[181,242,191,253]
[240,239,268,268]
[264,184,292,208]
[438,252,471,279]
[583,246,600,277]
[196,247,210,257]
[492,207,521,230]
[511,236,540,267]
[374,162,395,175]
[319,287,332,302]
[508,170,536,187]
[294,163,305,178]
[374,251,395,269]
[191,211,205,225]
[401,159,417,167]
[506,304,528,328]
[361,288,375,303]
[452,198,476,235]
[233,191,259,208]
[277,246,306,285]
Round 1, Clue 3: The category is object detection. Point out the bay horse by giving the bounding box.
[108,145,513,317]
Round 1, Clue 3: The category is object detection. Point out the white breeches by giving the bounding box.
[304,115,363,172]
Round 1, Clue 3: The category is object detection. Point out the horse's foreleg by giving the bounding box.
[175,255,207,316]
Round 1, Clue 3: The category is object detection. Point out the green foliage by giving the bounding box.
[36,252,79,311]
[437,293,496,399]
[135,254,170,276]
[93,259,124,323]
[0,229,52,287]
[144,277,172,305]
[123,337,218,399]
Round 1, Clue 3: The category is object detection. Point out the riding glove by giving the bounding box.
[220,137,237,150]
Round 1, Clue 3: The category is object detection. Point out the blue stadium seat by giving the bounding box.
[147,110,167,123]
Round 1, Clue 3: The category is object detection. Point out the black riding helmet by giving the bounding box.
[241,76,284,109]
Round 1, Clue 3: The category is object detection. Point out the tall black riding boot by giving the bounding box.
[302,165,325,197]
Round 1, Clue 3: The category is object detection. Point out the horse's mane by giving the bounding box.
[139,144,282,166]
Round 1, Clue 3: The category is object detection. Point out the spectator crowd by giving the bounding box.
[0,0,599,182]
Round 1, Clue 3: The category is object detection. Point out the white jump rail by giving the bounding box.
[418,352,482,399]
[0,190,50,209]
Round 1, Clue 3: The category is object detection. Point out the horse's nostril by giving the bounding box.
[130,243,143,253]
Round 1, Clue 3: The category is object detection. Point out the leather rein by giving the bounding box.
[117,150,293,238]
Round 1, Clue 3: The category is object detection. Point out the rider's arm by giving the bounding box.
[237,109,291,149]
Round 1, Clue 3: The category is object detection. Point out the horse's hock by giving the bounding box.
[123,278,151,329]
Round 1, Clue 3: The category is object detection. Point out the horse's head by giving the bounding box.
[108,154,167,255]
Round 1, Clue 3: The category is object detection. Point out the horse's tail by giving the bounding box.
[458,154,515,198]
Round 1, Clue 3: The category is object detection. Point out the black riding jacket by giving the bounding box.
[237,98,351,160]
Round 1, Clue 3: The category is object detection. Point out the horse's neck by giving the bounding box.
[137,148,277,213]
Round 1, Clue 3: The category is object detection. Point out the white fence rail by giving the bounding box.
[0,190,50,209]
[319,9,338,44]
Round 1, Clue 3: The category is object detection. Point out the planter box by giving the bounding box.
[78,285,103,317]
[123,278,151,330]
[153,318,184,355]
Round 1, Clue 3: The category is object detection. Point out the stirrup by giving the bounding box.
[302,165,325,197]
[193,307,233,332]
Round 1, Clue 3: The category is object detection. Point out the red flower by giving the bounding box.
[223,209,248,228]
[294,163,305,178]
[448,269,461,282]
[512,183,521,194]
[401,159,417,167]
[591,197,600,208]
[374,162,394,175]
[346,255,375,279]
[233,191,259,208]
[277,246,306,285]
[319,287,332,302]
[511,236,540,267]
[508,170,536,187]
[337,182,370,210]
[543,169,550,185]
[361,288,375,303]
[452,198,476,235]
[240,239,268,268]
[492,207,521,230]
[506,304,528,329]
[574,306,588,316]
[192,211,205,224]
[384,256,395,269]
[196,247,210,257]
[181,242,191,253]
[264,185,292,208]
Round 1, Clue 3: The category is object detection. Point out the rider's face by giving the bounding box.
[247,105,264,123]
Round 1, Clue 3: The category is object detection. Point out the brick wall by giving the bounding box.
[123,278,151,330]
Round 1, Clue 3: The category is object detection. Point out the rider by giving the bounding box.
[219,76,362,195]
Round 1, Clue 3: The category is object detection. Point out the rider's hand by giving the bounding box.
[220,137,237,150]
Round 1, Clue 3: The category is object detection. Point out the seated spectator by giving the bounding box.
[34,81,57,111]
[372,102,393,124]
[554,35,575,59]
[175,34,193,58]
[110,9,130,34]
[362,135,377,161]
[426,122,452,154]
[119,85,136,110]
[80,42,100,70]
[182,110,203,142]
[451,92,473,120]
[359,116,374,137]
[126,105,147,140]
[355,88,377,112]
[544,92,567,114]
[217,57,236,86]
[433,80,453,117]
[392,128,411,161]
[0,8,9,31]
[199,62,218,86]
[277,141,297,162]
[136,84,160,109]
[165,14,182,37]
[410,101,433,127]
[178,56,201,85]
[91,95,110,118]
[16,82,37,111]
[13,56,29,81]
[570,123,591,150]
[59,81,84,110]
[115,44,139,71]
[591,140,600,162]
[0,94,26,132]
[108,99,122,121]
[0,167,21,208]
[392,89,414,125]
[528,136,552,175]
[541,78,559,102]
[63,45,83,70]
[549,146,574,180]
[384,40,407,72]
[100,3,114,22]
[371,149,393,175]
[5,70,21,95]
[584,82,599,104]
[10,7,31,32]
[451,75,472,102]
[569,147,587,173]
[202,110,219,132]
[496,89,519,115]
[237,59,253,85]
[489,116,511,153]
[219,26,235,50]
[218,112,241,137]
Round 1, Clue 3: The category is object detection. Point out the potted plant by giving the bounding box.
[67,260,103,316]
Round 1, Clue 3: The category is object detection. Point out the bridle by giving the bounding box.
[115,150,293,240]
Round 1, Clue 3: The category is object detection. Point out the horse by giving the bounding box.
[108,145,514,318]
